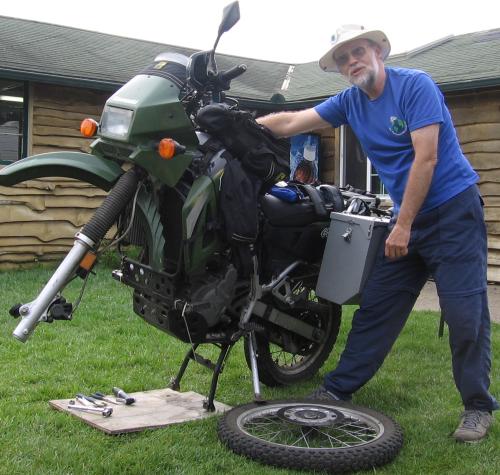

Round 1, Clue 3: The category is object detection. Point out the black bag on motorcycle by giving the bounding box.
[196,103,290,188]
[219,158,261,277]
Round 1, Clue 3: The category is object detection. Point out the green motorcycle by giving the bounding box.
[1,2,403,471]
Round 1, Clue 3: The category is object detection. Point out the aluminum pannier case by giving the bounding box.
[316,212,389,305]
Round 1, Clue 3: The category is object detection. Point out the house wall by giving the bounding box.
[0,83,110,269]
[446,88,500,282]
[30,83,108,155]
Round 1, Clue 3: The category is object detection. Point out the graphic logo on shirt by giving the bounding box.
[389,116,407,136]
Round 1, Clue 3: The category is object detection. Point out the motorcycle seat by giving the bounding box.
[260,184,345,227]
[260,194,322,226]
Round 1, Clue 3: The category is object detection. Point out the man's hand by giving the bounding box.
[385,223,411,259]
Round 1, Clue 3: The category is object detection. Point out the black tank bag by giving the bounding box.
[196,103,290,188]
[197,104,291,276]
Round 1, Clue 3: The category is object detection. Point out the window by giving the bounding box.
[0,80,26,164]
[340,125,387,196]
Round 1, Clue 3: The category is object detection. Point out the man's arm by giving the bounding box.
[257,108,330,138]
[385,124,439,259]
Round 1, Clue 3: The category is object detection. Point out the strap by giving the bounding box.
[301,184,329,219]
[438,312,445,338]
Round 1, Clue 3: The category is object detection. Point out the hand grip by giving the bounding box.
[220,64,247,82]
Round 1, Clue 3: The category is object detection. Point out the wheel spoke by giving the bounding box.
[269,344,307,370]
[333,427,374,443]
[337,420,378,435]
[312,426,351,448]
[300,427,312,448]
[290,429,308,447]
[250,429,286,441]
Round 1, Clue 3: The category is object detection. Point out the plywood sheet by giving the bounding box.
[49,388,231,435]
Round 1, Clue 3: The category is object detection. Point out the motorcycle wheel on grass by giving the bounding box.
[218,399,403,473]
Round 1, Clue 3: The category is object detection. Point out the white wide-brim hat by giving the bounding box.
[319,25,391,72]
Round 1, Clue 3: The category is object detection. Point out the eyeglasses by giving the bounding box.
[334,46,368,67]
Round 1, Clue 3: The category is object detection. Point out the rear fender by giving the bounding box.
[0,152,123,191]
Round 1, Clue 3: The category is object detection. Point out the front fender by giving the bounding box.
[0,152,123,191]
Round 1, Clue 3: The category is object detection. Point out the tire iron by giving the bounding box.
[68,400,113,417]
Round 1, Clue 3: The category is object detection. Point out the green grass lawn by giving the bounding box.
[0,264,498,475]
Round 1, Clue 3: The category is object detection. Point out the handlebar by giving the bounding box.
[221,64,247,82]
[218,64,247,90]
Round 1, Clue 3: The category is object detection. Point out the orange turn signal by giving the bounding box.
[79,251,97,271]
[80,118,98,137]
[158,138,176,160]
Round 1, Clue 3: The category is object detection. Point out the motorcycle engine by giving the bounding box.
[188,264,238,328]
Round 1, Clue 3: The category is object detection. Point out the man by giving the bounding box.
[257,25,497,442]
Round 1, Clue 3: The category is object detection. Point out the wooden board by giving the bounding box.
[49,388,231,435]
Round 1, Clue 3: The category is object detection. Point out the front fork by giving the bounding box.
[11,167,140,343]
[12,233,95,342]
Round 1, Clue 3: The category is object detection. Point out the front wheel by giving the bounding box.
[218,399,403,473]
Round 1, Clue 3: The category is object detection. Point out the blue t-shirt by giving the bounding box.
[314,67,478,213]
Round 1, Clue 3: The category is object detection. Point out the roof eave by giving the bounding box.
[438,77,500,92]
[0,68,121,91]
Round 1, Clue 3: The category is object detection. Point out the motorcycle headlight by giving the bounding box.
[100,106,134,139]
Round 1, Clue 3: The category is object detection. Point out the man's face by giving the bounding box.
[334,39,381,89]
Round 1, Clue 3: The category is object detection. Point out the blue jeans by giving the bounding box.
[324,185,499,412]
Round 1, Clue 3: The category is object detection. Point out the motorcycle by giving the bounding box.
[1,2,402,472]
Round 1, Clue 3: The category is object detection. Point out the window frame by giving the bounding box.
[339,124,390,200]
[0,79,28,164]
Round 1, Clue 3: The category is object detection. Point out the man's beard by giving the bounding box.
[349,64,378,90]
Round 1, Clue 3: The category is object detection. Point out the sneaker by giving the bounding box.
[452,410,493,443]
[306,385,346,401]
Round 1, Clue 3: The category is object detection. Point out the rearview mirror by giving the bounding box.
[218,1,240,36]
[210,2,240,76]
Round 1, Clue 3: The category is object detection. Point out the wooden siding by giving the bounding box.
[318,128,337,183]
[446,88,500,282]
[31,83,108,155]
[0,178,108,268]
[0,84,110,268]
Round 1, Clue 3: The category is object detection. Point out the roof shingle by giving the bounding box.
[0,16,499,104]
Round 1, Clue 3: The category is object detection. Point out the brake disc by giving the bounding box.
[276,404,345,427]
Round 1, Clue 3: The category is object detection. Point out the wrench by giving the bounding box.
[76,393,107,407]
[91,392,126,405]
[67,401,113,417]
